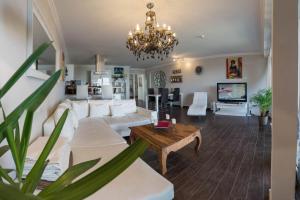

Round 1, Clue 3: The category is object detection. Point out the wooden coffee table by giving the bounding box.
[130,124,202,175]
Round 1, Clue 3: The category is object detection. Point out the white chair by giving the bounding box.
[187,92,208,116]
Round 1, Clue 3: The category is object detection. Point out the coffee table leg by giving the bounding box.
[159,150,168,175]
[130,132,135,145]
[194,135,202,153]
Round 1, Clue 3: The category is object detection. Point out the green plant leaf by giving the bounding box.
[0,145,9,157]
[19,111,34,174]
[0,70,61,144]
[38,158,101,197]
[251,88,272,116]
[0,167,15,185]
[0,42,52,99]
[0,183,41,200]
[24,160,49,192]
[14,122,21,153]
[22,109,69,193]
[5,126,21,181]
[0,101,6,120]
[4,169,13,174]
[43,139,148,200]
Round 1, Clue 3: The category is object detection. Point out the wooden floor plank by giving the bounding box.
[139,107,271,200]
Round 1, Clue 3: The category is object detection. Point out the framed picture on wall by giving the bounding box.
[226,57,242,79]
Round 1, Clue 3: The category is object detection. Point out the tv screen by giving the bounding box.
[217,83,247,102]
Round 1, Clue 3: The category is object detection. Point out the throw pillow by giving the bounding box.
[110,104,126,117]
[72,101,89,120]
[58,103,79,129]
[53,105,75,142]
[113,99,137,114]
[90,103,110,117]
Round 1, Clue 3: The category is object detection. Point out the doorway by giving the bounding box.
[129,73,145,102]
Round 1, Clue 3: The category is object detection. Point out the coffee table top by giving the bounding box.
[130,124,200,149]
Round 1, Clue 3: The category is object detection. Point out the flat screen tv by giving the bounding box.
[217,82,247,103]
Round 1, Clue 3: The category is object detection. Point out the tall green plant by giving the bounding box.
[0,43,148,199]
[251,88,272,117]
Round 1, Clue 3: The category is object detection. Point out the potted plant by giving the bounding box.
[0,42,149,199]
[251,88,272,126]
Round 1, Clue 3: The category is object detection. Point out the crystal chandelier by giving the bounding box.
[126,2,179,61]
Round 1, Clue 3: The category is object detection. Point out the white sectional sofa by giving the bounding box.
[43,99,174,200]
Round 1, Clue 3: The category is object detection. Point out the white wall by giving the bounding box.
[74,65,94,83]
[0,0,64,167]
[146,55,268,107]
[65,64,74,81]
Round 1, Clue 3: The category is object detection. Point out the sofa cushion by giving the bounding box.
[69,109,79,129]
[136,107,158,122]
[58,103,79,129]
[89,100,113,115]
[43,116,56,137]
[90,103,110,118]
[71,117,126,148]
[103,113,151,136]
[63,99,73,108]
[53,105,75,142]
[88,100,113,105]
[72,101,89,120]
[113,99,137,114]
[110,104,126,117]
[71,144,174,200]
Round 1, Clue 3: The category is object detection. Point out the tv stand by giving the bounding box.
[213,102,249,116]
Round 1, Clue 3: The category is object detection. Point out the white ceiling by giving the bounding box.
[53,0,264,68]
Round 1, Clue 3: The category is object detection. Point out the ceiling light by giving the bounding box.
[126,2,179,61]
[196,34,205,39]
[172,57,185,62]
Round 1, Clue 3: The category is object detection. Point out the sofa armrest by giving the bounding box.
[136,107,158,122]
[43,115,55,136]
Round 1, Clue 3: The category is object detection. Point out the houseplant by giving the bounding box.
[0,42,149,199]
[251,88,272,126]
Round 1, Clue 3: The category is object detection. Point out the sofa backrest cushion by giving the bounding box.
[53,105,75,142]
[89,100,113,115]
[90,103,110,117]
[58,102,79,129]
[112,99,137,115]
[88,100,113,106]
[69,109,79,129]
[110,104,127,117]
[43,116,56,137]
[61,99,72,109]
[72,101,89,120]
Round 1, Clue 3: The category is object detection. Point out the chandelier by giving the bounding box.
[126,2,179,61]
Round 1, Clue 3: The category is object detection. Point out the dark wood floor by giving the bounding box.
[140,106,271,200]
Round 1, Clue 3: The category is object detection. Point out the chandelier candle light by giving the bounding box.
[126,2,179,61]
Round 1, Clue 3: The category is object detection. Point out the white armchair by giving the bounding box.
[187,92,208,116]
